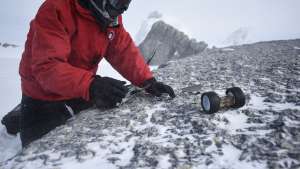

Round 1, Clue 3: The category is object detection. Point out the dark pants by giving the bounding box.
[3,95,93,147]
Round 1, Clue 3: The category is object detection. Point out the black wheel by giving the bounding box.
[226,87,246,108]
[201,92,221,113]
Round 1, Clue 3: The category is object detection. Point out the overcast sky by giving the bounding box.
[0,0,300,46]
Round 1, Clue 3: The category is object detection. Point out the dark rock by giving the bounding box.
[107,157,120,164]
[158,63,169,69]
[263,92,283,103]
[288,152,300,160]
[269,116,285,130]
[286,94,300,105]
[246,117,264,124]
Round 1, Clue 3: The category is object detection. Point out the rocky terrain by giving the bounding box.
[1,39,300,169]
[139,21,208,65]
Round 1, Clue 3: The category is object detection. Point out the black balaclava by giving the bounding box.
[78,0,131,31]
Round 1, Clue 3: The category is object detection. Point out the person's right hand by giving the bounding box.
[143,78,176,98]
[89,76,129,109]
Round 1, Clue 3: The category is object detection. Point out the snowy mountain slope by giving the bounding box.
[224,27,251,46]
[1,39,300,169]
[139,21,208,66]
[134,11,163,45]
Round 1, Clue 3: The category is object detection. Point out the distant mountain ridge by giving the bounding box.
[0,42,18,48]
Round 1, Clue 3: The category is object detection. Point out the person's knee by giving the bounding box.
[20,98,72,147]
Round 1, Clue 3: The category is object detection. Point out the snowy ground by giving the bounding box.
[0,39,299,169]
[0,55,23,166]
[0,52,152,164]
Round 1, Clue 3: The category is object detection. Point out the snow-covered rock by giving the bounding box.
[1,39,300,169]
[135,11,163,45]
[139,21,208,65]
[224,27,250,46]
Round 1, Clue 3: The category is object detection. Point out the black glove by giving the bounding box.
[143,78,176,98]
[90,76,129,109]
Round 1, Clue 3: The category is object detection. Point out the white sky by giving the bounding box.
[125,0,300,46]
[0,0,300,47]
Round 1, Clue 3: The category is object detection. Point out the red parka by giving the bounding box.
[19,0,153,101]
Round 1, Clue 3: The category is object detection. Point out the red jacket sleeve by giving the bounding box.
[31,2,94,101]
[105,17,153,87]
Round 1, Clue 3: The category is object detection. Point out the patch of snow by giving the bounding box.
[112,138,136,166]
[278,158,300,169]
[157,154,171,169]
[217,110,252,134]
[97,59,129,84]
[249,95,300,111]
[46,129,138,169]
[293,46,300,50]
[221,48,235,52]
[60,152,115,169]
[98,59,157,85]
[202,143,267,169]
[210,144,267,169]
[0,126,22,163]
[145,104,166,124]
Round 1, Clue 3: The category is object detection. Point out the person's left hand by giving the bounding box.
[143,78,176,98]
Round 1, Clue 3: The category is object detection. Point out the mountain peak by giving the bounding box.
[139,21,207,65]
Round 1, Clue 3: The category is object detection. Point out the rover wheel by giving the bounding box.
[225,87,246,108]
[201,92,221,113]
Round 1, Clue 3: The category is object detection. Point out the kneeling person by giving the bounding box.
[1,0,175,147]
